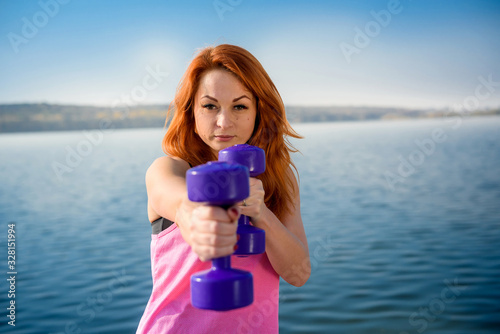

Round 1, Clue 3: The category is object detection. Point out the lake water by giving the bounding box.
[0,116,499,333]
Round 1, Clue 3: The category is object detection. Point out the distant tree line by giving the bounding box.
[0,103,168,132]
[0,103,498,133]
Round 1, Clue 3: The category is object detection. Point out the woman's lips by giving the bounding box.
[215,135,235,142]
[215,135,234,141]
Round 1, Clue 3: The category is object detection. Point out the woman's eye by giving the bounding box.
[202,104,217,110]
[234,104,248,111]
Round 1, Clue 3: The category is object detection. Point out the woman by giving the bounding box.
[137,44,310,333]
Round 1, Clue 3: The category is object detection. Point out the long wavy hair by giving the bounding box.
[162,44,302,220]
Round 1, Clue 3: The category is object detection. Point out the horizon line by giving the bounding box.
[1,101,499,112]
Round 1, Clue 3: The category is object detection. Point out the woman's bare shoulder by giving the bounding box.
[148,155,191,178]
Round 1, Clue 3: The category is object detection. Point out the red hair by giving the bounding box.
[162,44,302,220]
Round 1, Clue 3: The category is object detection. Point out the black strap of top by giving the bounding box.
[151,217,175,234]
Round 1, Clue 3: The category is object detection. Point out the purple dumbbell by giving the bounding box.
[187,161,253,311]
[219,144,266,256]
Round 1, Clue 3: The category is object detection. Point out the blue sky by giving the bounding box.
[1,0,499,109]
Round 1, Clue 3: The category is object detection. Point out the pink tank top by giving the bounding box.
[136,223,279,334]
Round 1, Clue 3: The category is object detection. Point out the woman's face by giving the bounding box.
[194,69,257,155]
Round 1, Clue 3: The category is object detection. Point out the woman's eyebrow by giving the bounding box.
[201,95,218,102]
[201,95,251,102]
[233,95,251,102]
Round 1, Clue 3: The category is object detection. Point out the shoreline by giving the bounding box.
[1,103,499,134]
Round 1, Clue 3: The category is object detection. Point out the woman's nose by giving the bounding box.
[216,108,233,128]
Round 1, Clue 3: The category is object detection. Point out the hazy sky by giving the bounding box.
[1,0,499,109]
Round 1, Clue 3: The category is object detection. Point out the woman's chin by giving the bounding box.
[210,141,242,154]
[216,143,233,151]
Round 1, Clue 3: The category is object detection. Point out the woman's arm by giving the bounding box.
[240,167,311,287]
[146,156,191,223]
[146,156,240,260]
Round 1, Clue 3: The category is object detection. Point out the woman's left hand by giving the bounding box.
[239,177,266,224]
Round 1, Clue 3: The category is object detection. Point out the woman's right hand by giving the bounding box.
[176,197,240,261]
